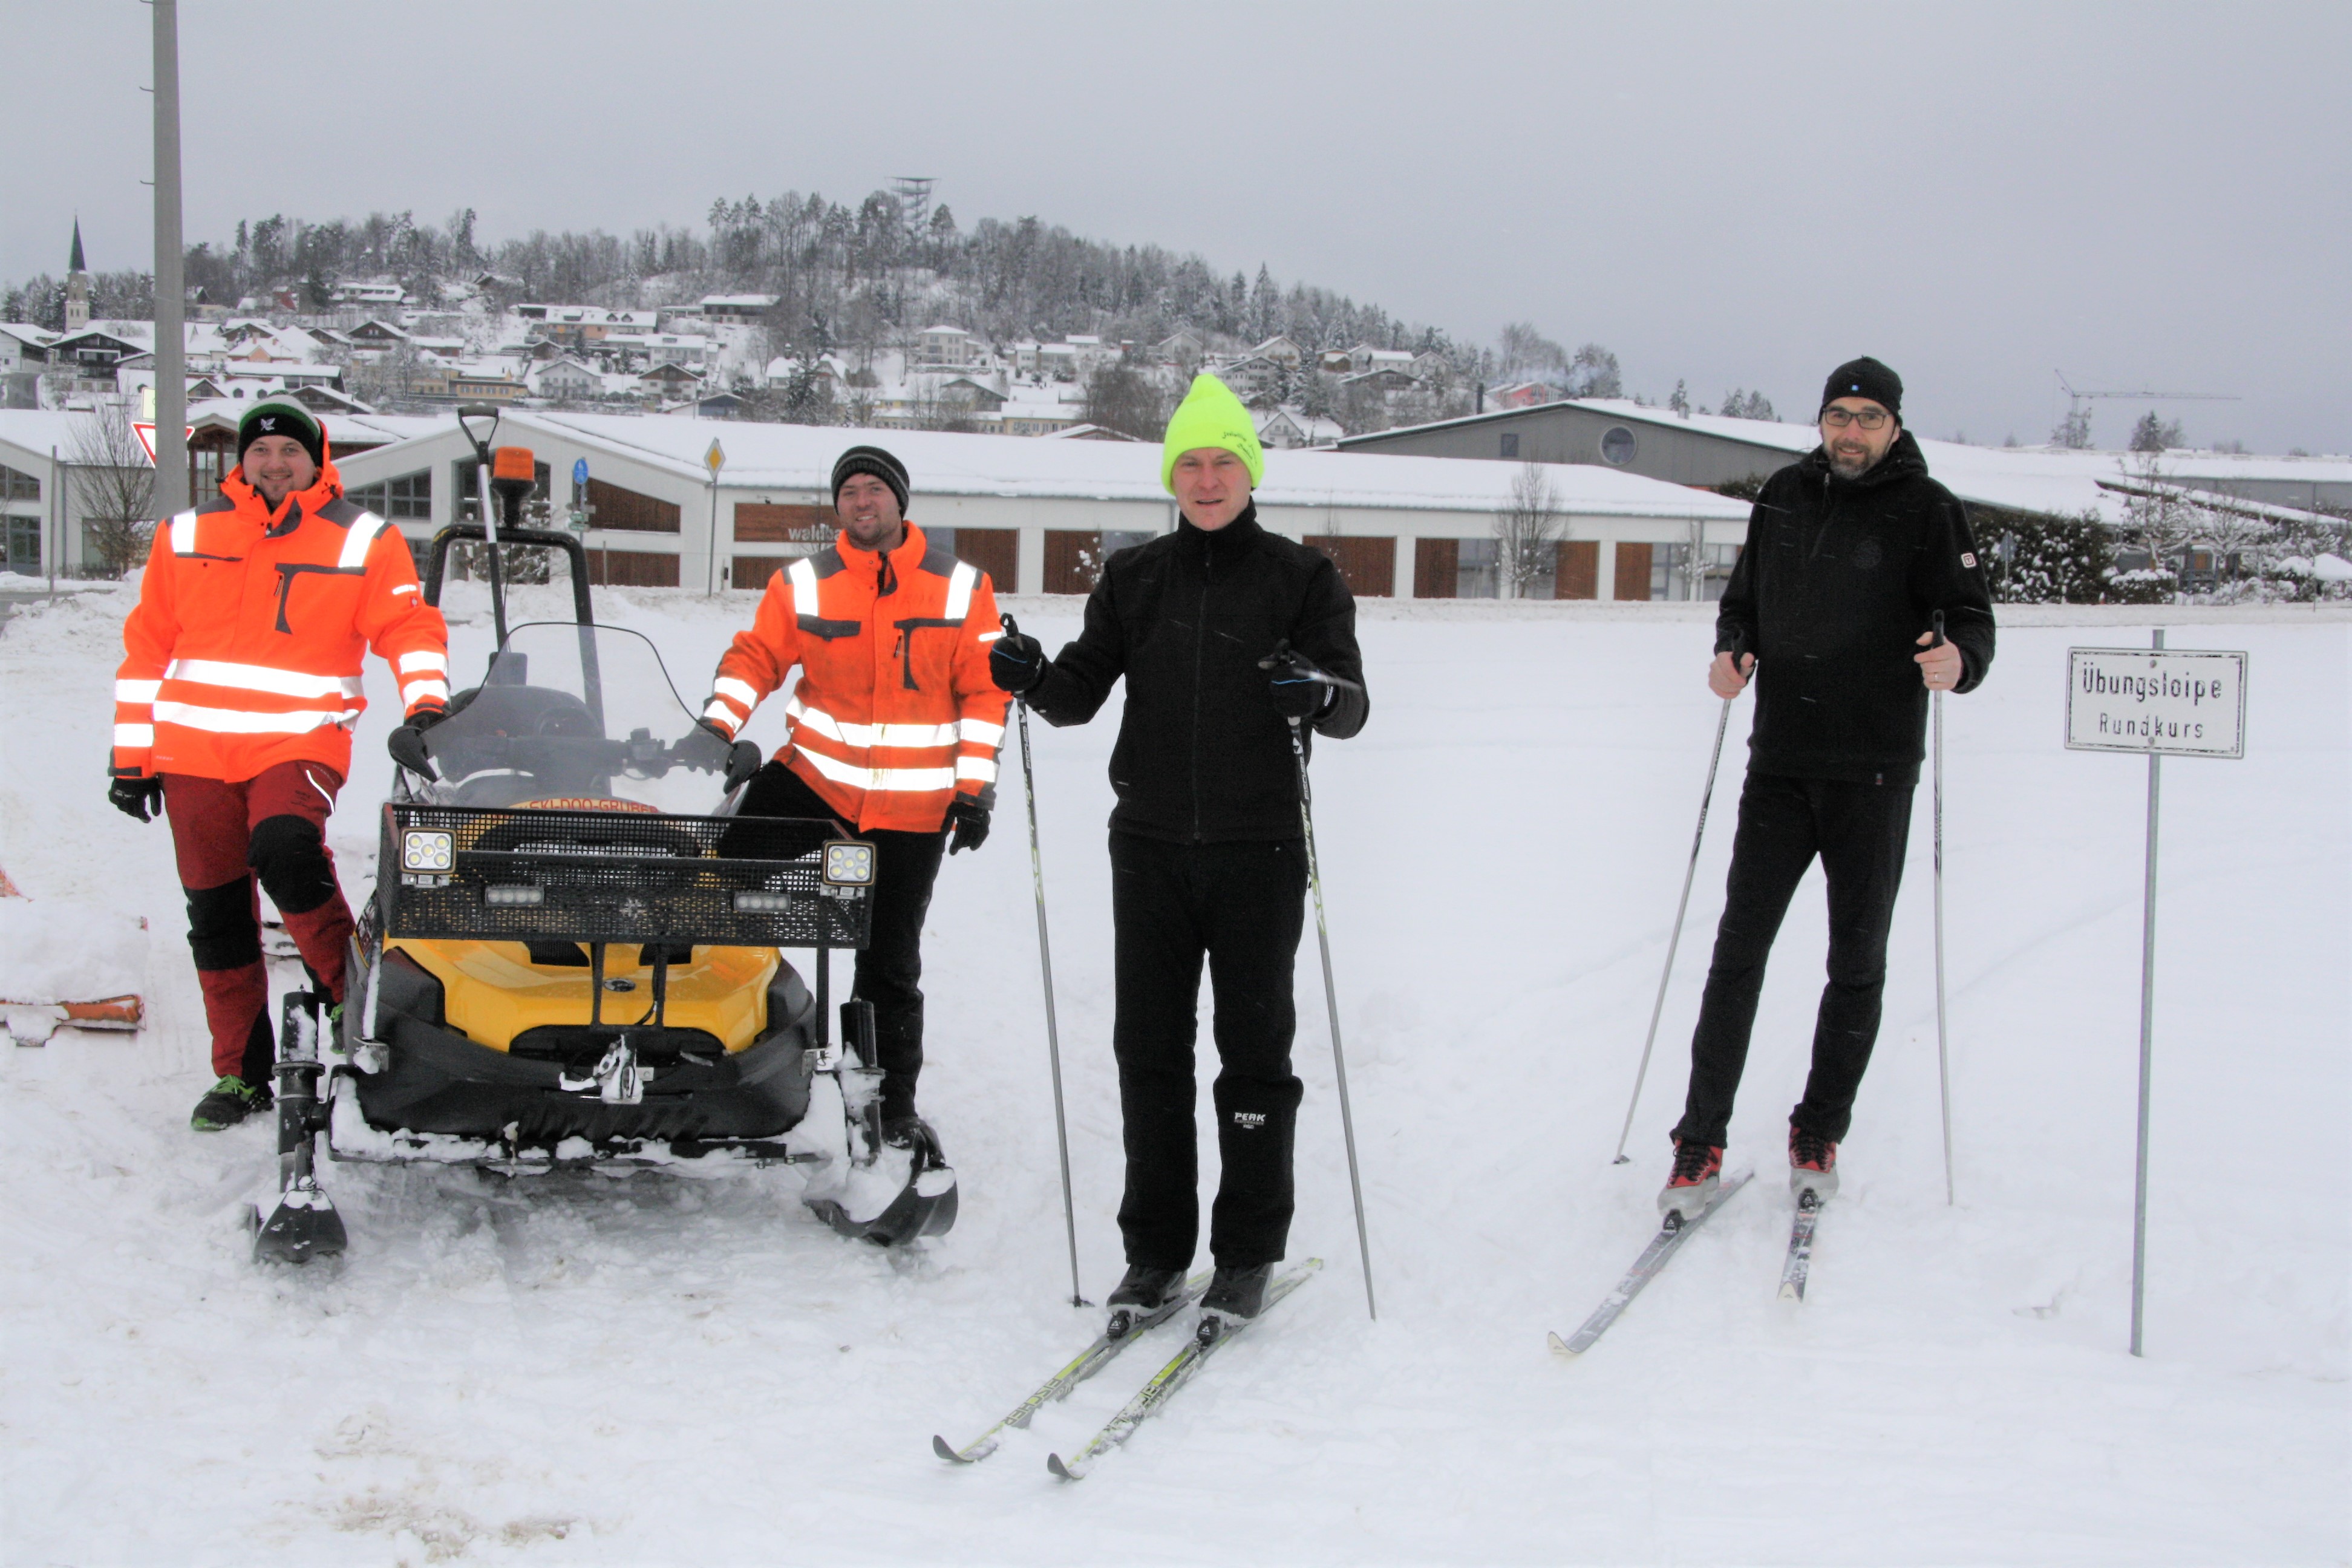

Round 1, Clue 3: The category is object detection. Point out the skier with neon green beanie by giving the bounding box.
[989,371,1367,1333]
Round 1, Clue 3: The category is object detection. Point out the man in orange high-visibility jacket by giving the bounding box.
[702,445,1007,1152]
[107,402,449,1131]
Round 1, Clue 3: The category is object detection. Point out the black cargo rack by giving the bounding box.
[379,802,873,950]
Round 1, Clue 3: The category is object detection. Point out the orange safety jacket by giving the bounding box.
[703,523,1008,833]
[110,453,451,783]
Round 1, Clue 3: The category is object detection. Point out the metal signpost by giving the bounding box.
[2065,635,2246,1357]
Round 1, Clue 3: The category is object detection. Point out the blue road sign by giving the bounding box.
[572,457,589,487]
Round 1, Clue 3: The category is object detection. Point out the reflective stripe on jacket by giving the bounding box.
[704,523,1008,832]
[111,454,450,783]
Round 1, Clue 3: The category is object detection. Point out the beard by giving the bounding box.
[1828,445,1878,479]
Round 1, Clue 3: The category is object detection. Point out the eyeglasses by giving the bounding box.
[1821,407,1890,431]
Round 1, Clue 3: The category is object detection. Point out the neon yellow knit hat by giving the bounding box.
[1160,373,1264,494]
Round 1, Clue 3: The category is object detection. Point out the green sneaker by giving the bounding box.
[191,1076,272,1131]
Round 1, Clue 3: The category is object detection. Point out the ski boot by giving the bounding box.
[1198,1263,1275,1341]
[1658,1135,1723,1224]
[191,1076,272,1131]
[1789,1126,1839,1203]
[1104,1264,1191,1339]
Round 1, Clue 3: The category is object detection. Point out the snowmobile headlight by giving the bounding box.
[484,884,543,906]
[733,890,795,912]
[823,841,875,886]
[401,829,454,872]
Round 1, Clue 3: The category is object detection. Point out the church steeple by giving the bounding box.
[65,217,89,332]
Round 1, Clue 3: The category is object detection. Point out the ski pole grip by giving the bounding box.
[1930,610,1947,649]
[1001,612,1019,638]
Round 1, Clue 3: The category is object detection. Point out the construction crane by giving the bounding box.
[2054,372,2237,447]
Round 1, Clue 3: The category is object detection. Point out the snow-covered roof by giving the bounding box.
[403,411,1751,521]
[0,323,59,348]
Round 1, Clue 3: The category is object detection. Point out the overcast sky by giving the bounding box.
[7,1,2346,453]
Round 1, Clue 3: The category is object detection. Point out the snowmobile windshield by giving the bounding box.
[414,622,736,814]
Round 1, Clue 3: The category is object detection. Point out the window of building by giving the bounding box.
[1455,536,1500,599]
[454,457,552,520]
[1651,542,1740,601]
[1,464,38,503]
[1499,432,1520,459]
[348,469,431,520]
[6,515,40,574]
[1600,426,1638,466]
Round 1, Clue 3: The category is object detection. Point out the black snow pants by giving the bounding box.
[733,762,946,1123]
[1109,831,1308,1271]
[1673,771,1915,1150]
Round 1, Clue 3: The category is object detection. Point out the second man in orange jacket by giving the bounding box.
[701,445,1007,1153]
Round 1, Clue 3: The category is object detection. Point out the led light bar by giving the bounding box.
[823,841,875,887]
[400,829,454,872]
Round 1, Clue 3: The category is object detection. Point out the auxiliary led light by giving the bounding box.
[401,829,454,872]
[485,884,544,906]
[823,841,875,887]
[733,890,795,913]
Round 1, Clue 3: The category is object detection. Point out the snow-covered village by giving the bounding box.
[1,4,2345,1566]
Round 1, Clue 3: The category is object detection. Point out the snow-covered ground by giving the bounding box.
[2,582,2344,1566]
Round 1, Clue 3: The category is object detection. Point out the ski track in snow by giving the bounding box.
[2,582,2345,1566]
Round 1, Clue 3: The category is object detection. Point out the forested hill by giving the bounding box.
[8,192,1464,366]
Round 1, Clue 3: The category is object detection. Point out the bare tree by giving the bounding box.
[1494,461,1565,599]
[70,402,158,577]
[1081,359,1173,441]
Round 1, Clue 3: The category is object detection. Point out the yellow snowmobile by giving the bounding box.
[251,464,956,1263]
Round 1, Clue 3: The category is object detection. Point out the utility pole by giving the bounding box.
[151,0,188,515]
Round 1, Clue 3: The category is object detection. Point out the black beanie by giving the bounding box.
[1820,357,1903,422]
[238,402,325,470]
[831,445,910,515]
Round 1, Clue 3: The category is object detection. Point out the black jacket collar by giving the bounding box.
[1178,501,1263,564]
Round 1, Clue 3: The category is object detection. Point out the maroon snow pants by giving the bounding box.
[162,762,354,1082]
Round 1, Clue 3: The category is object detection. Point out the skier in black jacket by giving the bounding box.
[992,373,1367,1327]
[1660,356,1995,1221]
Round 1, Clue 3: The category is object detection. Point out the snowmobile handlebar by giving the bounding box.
[427,727,733,780]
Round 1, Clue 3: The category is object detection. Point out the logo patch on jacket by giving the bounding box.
[1231,1111,1267,1130]
[1960,550,1978,567]
[1850,537,1883,571]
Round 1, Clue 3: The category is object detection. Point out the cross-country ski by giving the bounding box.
[1780,1189,1823,1302]
[1047,1260,1321,1480]
[932,1271,1210,1464]
[1549,1175,1751,1357]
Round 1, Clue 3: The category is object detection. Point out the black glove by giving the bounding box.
[946,793,991,854]
[1259,644,1335,722]
[990,614,1046,696]
[694,719,762,789]
[108,774,163,823]
[387,705,448,781]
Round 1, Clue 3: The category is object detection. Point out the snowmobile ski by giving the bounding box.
[1779,1186,1823,1302]
[1547,1172,1751,1357]
[932,1270,1212,1465]
[1047,1259,1321,1481]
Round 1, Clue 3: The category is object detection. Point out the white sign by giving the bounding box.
[2066,647,2246,759]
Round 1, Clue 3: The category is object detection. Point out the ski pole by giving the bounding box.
[1284,714,1377,1321]
[1930,610,1955,1206]
[1611,639,1743,1165]
[1004,614,1086,1307]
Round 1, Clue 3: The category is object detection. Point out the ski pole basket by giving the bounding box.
[379,803,875,949]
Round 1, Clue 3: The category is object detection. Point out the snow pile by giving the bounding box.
[0,896,146,1002]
